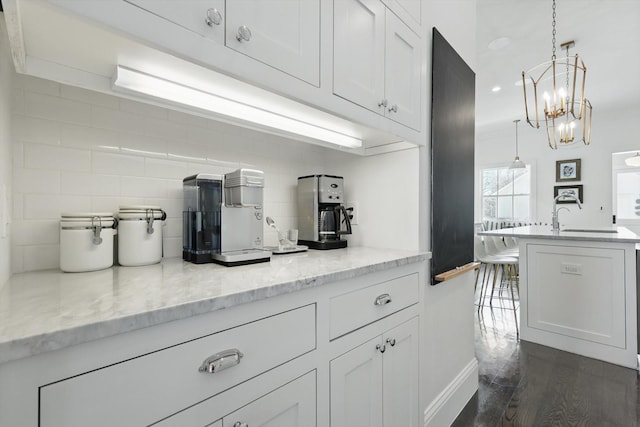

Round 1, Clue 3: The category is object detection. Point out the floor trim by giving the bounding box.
[423,358,479,427]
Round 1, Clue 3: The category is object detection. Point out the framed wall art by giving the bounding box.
[556,158,581,182]
[554,185,584,204]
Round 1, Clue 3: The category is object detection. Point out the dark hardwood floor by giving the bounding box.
[452,286,640,427]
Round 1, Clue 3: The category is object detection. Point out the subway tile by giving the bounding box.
[12,142,23,169]
[17,75,60,96]
[10,245,24,274]
[168,110,214,128]
[163,218,182,238]
[145,158,188,180]
[24,143,91,172]
[13,169,60,194]
[162,237,182,258]
[91,196,125,213]
[166,180,184,199]
[92,151,145,176]
[24,194,90,220]
[145,117,191,142]
[121,176,168,198]
[60,85,120,109]
[12,193,23,220]
[146,197,182,219]
[22,244,60,272]
[12,220,59,246]
[119,133,168,159]
[59,123,121,152]
[25,92,91,125]
[120,98,168,120]
[13,115,61,145]
[12,88,25,115]
[91,105,151,135]
[60,172,120,196]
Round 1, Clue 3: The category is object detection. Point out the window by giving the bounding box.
[614,170,640,221]
[481,165,531,222]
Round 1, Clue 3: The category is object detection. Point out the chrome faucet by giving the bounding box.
[552,192,582,232]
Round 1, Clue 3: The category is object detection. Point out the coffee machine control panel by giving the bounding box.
[318,175,344,203]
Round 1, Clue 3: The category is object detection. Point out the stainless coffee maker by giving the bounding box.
[183,169,270,266]
[297,175,352,249]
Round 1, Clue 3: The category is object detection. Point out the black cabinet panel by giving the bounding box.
[430,28,475,285]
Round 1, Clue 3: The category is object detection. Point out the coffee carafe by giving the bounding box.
[297,175,352,249]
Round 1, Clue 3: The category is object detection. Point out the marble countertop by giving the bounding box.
[0,247,429,365]
[479,225,640,243]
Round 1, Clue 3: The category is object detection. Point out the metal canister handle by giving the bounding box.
[198,348,244,374]
[374,293,392,306]
[91,216,103,245]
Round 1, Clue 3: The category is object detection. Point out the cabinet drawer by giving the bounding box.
[329,273,419,339]
[39,304,316,427]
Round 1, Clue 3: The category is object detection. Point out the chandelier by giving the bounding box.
[521,0,592,149]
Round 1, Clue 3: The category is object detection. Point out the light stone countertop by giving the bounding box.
[479,225,640,243]
[0,247,429,365]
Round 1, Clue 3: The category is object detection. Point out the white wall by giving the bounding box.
[476,106,640,228]
[0,16,13,286]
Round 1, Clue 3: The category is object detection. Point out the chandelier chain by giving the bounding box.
[551,0,557,60]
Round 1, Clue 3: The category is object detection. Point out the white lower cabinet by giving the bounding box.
[330,317,419,427]
[222,371,316,427]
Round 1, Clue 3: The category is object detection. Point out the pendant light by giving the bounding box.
[509,119,526,169]
[625,152,640,167]
[521,0,592,149]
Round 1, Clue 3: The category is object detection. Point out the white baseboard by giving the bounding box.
[423,358,479,427]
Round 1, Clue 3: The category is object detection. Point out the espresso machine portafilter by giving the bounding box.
[297,175,352,250]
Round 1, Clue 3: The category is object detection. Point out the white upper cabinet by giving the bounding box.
[126,0,225,42]
[225,0,320,86]
[333,0,421,130]
[381,0,421,33]
[384,11,421,130]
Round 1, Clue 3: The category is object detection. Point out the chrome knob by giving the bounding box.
[376,343,386,353]
[388,104,398,113]
[205,8,222,26]
[233,422,248,427]
[378,98,388,108]
[386,338,396,347]
[236,25,252,42]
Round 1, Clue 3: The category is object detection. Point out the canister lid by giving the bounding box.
[118,205,166,220]
[60,212,116,228]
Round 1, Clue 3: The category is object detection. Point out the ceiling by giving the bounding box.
[476,0,640,129]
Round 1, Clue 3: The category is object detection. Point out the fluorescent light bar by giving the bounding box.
[113,66,362,148]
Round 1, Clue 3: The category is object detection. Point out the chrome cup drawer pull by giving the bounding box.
[198,348,244,374]
[374,293,392,306]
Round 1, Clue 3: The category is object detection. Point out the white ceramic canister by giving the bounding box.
[60,213,117,273]
[117,205,166,266]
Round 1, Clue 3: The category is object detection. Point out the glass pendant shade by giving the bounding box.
[509,119,526,169]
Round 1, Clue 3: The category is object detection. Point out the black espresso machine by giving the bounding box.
[297,174,352,249]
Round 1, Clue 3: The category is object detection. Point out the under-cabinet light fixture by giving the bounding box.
[112,66,362,148]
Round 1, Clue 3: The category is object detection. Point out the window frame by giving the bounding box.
[478,162,534,224]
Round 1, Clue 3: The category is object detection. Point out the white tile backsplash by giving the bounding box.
[24,143,91,172]
[25,92,91,125]
[11,76,331,273]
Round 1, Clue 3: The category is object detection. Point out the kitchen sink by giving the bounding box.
[561,228,618,233]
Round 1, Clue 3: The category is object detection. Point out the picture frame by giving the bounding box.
[556,158,581,182]
[554,185,584,204]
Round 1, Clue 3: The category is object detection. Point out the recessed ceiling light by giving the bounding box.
[492,86,501,92]
[488,37,511,50]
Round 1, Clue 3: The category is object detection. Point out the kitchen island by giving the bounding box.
[481,226,640,369]
[0,247,479,427]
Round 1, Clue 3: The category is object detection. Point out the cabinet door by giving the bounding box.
[205,420,222,427]
[384,11,421,130]
[382,317,419,427]
[223,371,316,427]
[333,0,386,115]
[126,0,225,42]
[225,0,320,86]
[330,337,383,427]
